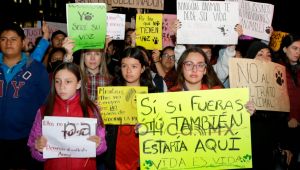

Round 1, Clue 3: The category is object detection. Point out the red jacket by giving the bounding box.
[286,68,300,121]
[28,92,107,170]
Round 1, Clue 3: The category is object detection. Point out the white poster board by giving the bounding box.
[106,13,126,40]
[177,0,239,45]
[42,116,97,158]
[226,0,274,41]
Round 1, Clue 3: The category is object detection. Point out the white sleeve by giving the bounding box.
[174,44,186,70]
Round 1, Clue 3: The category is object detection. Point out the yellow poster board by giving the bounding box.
[136,14,163,50]
[229,58,290,112]
[98,86,148,125]
[137,88,252,170]
[269,31,289,52]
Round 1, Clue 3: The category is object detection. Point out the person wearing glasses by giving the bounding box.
[152,46,177,90]
[168,47,224,91]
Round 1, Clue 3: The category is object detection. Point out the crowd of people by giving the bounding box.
[0,11,299,170]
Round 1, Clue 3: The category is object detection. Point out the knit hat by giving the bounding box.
[246,41,270,59]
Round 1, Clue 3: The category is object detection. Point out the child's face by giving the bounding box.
[55,69,81,100]
[182,52,207,85]
[121,57,144,86]
[84,50,102,74]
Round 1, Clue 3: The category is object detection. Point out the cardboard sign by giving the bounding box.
[162,14,177,48]
[229,58,290,112]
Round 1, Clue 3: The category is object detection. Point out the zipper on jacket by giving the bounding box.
[66,104,69,115]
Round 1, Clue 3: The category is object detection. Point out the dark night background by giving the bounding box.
[0,0,298,33]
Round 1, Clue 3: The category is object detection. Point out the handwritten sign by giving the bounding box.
[75,0,115,11]
[106,13,126,40]
[227,0,274,41]
[111,0,164,10]
[23,28,42,45]
[136,14,163,50]
[177,0,239,45]
[97,86,148,125]
[137,88,252,170]
[67,3,107,52]
[229,58,290,112]
[37,21,67,38]
[42,116,97,158]
[162,14,177,48]
[269,31,289,52]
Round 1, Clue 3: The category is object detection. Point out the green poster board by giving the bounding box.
[67,3,106,52]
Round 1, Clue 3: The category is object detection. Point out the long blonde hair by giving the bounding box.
[80,49,112,79]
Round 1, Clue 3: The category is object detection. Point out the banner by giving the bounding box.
[137,88,252,170]
[229,58,290,112]
[111,0,164,10]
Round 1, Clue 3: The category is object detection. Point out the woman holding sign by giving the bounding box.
[245,41,292,170]
[27,62,107,170]
[105,47,157,170]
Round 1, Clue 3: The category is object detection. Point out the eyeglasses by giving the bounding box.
[183,61,207,71]
[162,54,175,61]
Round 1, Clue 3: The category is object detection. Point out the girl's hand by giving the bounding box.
[245,100,256,116]
[87,135,101,148]
[170,19,182,35]
[62,37,75,62]
[152,49,161,63]
[134,123,141,134]
[35,136,47,152]
[42,21,50,40]
[234,24,243,37]
[283,149,293,165]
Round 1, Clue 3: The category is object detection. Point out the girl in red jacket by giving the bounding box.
[27,62,107,170]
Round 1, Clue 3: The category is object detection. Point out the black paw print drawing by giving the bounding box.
[275,71,284,86]
[153,21,160,26]
[84,12,94,21]
[265,26,271,34]
[152,37,159,44]
[217,25,229,36]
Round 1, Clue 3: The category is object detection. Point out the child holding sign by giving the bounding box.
[105,47,156,170]
[27,62,107,170]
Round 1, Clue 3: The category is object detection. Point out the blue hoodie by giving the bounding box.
[0,53,50,140]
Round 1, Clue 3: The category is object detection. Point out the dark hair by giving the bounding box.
[161,46,175,55]
[46,47,66,72]
[0,22,25,40]
[51,30,67,41]
[279,33,300,86]
[112,47,157,93]
[246,41,273,60]
[176,47,223,89]
[44,62,103,126]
